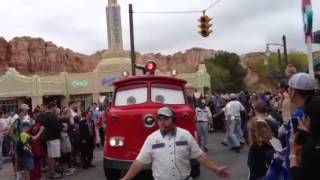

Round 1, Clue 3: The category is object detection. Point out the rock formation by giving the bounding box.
[136,48,216,74]
[0,37,101,75]
[0,37,217,75]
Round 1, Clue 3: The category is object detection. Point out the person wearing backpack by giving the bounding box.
[18,121,44,180]
[8,107,29,178]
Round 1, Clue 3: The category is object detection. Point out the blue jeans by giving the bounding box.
[21,152,34,170]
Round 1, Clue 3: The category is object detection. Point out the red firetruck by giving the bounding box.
[103,61,199,180]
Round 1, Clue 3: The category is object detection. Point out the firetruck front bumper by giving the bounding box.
[104,157,133,170]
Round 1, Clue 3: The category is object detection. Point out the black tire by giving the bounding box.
[104,167,122,180]
[190,162,201,178]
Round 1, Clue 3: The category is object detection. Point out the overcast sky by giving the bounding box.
[0,0,319,55]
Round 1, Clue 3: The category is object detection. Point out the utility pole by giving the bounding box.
[277,48,283,73]
[282,35,289,66]
[129,4,136,76]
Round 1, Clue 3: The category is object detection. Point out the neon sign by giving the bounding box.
[72,80,89,88]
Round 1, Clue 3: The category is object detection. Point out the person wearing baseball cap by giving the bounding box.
[121,107,230,180]
[19,120,44,180]
[283,72,315,178]
[19,104,31,124]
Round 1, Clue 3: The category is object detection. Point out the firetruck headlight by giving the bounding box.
[144,115,155,128]
[109,137,124,147]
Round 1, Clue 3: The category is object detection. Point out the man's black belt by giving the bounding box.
[196,121,207,123]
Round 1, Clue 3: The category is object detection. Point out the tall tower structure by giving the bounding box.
[106,0,123,52]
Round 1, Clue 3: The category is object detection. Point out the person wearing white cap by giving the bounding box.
[222,93,246,153]
[283,72,315,178]
[195,99,212,151]
[8,105,37,179]
[121,107,230,180]
[19,104,31,124]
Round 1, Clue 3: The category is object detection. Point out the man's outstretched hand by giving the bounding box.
[216,166,230,178]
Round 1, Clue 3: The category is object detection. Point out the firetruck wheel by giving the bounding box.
[104,167,122,180]
[190,162,201,178]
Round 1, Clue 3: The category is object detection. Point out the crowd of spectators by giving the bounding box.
[0,100,107,180]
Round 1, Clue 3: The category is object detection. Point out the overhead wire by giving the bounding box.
[133,0,223,14]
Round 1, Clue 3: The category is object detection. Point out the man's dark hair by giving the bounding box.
[47,102,57,109]
[92,102,97,106]
[253,100,268,114]
[280,82,289,92]
[295,89,315,98]
[68,101,75,107]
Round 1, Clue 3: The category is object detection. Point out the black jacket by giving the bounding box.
[291,141,320,180]
[79,119,96,147]
[247,143,274,180]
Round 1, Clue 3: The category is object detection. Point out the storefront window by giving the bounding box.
[0,99,19,113]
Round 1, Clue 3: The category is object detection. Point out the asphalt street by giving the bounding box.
[0,132,248,180]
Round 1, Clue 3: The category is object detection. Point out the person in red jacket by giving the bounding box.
[30,123,43,180]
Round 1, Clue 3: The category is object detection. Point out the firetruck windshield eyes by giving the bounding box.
[115,87,147,106]
[151,87,185,105]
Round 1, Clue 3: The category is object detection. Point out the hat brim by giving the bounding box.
[157,113,172,118]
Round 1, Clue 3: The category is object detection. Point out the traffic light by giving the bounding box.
[198,12,212,37]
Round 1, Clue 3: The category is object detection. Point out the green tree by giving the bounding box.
[205,52,247,93]
[244,51,309,88]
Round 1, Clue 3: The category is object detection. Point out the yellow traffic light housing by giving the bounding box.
[198,12,212,37]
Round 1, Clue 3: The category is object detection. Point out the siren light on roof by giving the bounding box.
[145,60,157,75]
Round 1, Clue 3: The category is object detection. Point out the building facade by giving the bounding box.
[0,52,210,111]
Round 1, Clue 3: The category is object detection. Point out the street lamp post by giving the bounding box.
[277,48,282,70]
[265,45,270,66]
[265,35,289,74]
[265,45,282,70]
[265,35,289,67]
[129,4,136,76]
[282,35,289,66]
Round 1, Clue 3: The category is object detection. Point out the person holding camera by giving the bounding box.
[290,95,320,180]
[284,73,315,179]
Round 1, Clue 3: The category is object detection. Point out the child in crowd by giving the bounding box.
[61,122,74,176]
[247,119,274,180]
[69,115,81,167]
[30,124,43,180]
[18,121,43,180]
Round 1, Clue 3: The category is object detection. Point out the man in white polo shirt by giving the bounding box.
[195,99,212,152]
[222,93,245,153]
[121,107,230,180]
